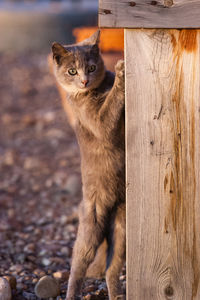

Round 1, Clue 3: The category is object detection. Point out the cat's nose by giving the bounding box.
[81,79,89,87]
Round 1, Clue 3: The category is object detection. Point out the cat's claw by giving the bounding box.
[115,60,125,79]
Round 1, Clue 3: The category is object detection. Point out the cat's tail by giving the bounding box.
[86,239,107,279]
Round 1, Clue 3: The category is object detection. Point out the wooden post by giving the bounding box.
[99,1,200,299]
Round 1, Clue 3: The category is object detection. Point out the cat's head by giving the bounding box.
[52,30,105,94]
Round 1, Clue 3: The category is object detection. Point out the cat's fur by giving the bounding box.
[52,30,125,300]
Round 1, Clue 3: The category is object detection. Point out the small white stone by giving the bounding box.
[0,278,12,300]
[59,215,68,225]
[41,257,51,266]
[60,247,70,256]
[53,270,69,282]
[39,249,48,256]
[64,174,81,196]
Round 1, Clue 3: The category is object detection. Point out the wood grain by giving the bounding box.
[99,0,200,28]
[125,29,200,299]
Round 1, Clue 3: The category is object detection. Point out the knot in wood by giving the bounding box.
[103,9,112,14]
[151,1,157,5]
[164,285,174,297]
[129,1,136,7]
[164,0,173,7]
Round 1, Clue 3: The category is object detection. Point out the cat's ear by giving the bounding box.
[52,42,69,65]
[79,30,100,46]
[85,30,100,55]
[89,30,100,45]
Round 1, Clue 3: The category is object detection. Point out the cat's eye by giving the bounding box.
[88,65,96,73]
[68,68,77,76]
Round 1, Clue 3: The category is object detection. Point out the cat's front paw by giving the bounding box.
[115,60,125,91]
[115,60,124,79]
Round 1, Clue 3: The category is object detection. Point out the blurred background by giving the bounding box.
[0,1,124,299]
[0,0,98,53]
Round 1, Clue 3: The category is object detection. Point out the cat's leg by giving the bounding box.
[106,203,126,300]
[66,201,106,300]
[98,60,125,135]
[86,239,107,279]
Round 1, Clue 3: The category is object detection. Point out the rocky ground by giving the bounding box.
[0,53,126,299]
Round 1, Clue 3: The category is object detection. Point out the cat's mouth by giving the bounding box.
[79,84,91,91]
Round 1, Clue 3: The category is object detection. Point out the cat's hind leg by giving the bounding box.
[86,239,107,279]
[66,201,107,300]
[106,203,126,300]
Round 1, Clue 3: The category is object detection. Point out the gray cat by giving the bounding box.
[52,30,125,300]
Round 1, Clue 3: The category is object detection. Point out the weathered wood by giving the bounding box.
[99,0,200,28]
[126,29,200,299]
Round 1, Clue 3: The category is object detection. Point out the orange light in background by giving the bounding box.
[73,27,124,52]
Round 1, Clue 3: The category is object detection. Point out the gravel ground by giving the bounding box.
[0,53,126,299]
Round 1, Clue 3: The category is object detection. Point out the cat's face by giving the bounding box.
[52,31,105,93]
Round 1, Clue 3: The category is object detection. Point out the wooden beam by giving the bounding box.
[126,29,200,299]
[99,0,200,28]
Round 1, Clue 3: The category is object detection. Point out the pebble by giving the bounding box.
[83,284,96,293]
[32,279,38,284]
[22,291,37,300]
[33,269,46,278]
[41,257,51,266]
[16,253,26,264]
[3,276,16,290]
[46,129,65,139]
[60,247,70,256]
[66,224,76,233]
[3,150,16,166]
[95,289,106,297]
[24,157,40,170]
[53,270,69,282]
[98,282,107,293]
[17,283,28,290]
[38,249,48,256]
[9,264,23,274]
[34,275,60,298]
[50,257,65,265]
[24,276,31,281]
[22,114,37,127]
[63,174,81,196]
[59,215,68,225]
[27,255,36,263]
[83,296,91,300]
[37,217,49,226]
[2,114,12,125]
[43,111,55,123]
[0,278,12,300]
[7,209,15,218]
[66,212,79,224]
[24,226,34,233]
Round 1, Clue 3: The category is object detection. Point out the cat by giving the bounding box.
[52,30,125,300]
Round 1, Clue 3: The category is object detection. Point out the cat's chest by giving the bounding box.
[75,102,100,136]
[76,121,97,144]
[77,106,90,128]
